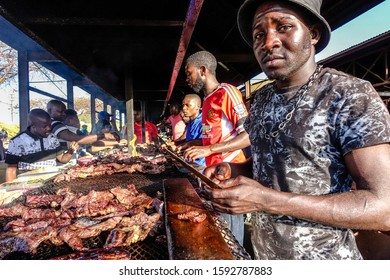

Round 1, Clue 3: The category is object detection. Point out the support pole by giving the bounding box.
[18,50,29,131]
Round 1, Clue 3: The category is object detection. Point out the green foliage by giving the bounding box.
[0,122,20,139]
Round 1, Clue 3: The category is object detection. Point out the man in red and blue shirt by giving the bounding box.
[183,51,251,245]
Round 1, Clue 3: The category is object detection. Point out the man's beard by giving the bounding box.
[191,76,204,93]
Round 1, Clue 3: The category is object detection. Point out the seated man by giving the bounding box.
[5,109,78,182]
[134,109,158,144]
[47,100,120,150]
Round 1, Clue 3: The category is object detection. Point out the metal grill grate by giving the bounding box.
[1,166,251,260]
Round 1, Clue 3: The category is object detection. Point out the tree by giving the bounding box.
[1,41,58,88]
[0,41,17,86]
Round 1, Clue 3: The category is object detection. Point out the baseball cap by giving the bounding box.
[98,111,112,120]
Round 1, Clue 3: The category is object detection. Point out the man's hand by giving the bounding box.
[118,138,128,146]
[203,162,232,183]
[177,139,203,154]
[68,141,79,154]
[104,132,120,142]
[204,175,266,215]
[183,145,212,162]
[176,141,192,152]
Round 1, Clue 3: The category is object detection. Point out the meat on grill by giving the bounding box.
[53,152,167,182]
[177,211,207,223]
[104,212,160,248]
[0,183,162,259]
[0,205,28,217]
[59,216,122,251]
[25,194,64,208]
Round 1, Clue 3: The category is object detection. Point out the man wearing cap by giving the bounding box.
[92,111,118,135]
[203,0,390,259]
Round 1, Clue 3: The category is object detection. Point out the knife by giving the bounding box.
[163,147,223,189]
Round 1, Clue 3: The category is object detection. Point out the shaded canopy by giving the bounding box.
[0,0,384,105]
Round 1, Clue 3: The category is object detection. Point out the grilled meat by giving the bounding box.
[25,194,64,208]
[0,205,28,217]
[177,211,207,223]
[0,183,163,259]
[104,212,160,248]
[53,152,168,182]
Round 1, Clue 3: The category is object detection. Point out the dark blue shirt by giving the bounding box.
[186,111,205,166]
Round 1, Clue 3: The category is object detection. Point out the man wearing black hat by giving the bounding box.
[203,0,390,259]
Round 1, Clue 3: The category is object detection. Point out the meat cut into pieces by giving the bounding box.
[0,205,28,217]
[0,183,163,259]
[177,211,207,223]
[53,151,168,182]
[25,194,64,208]
[104,212,161,248]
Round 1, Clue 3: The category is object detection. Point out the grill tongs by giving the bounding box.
[162,147,223,189]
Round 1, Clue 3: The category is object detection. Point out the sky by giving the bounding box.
[1,1,390,124]
[251,0,390,82]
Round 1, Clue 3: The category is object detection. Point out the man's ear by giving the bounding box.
[199,65,207,77]
[309,23,321,46]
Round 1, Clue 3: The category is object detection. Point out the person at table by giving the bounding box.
[183,50,250,245]
[134,108,158,144]
[63,109,83,135]
[177,93,205,167]
[4,109,78,182]
[47,99,120,149]
[158,102,186,141]
[63,108,90,159]
[91,110,118,135]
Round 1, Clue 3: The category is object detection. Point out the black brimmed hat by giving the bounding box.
[237,0,331,53]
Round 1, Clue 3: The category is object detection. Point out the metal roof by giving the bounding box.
[0,0,384,105]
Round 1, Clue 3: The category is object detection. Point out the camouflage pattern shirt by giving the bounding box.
[244,67,390,260]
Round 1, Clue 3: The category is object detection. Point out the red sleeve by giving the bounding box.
[221,84,248,133]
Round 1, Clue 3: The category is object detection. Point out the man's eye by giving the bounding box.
[278,25,292,32]
[253,32,265,41]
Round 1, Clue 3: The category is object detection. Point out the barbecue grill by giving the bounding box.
[0,158,251,260]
